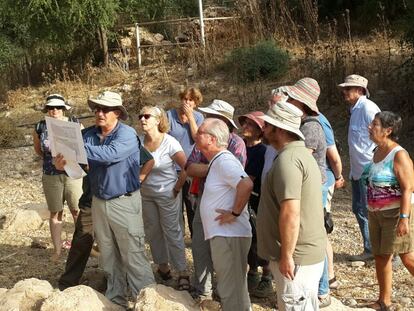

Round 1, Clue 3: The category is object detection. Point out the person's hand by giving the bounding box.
[334,176,345,189]
[173,188,180,198]
[54,153,67,170]
[182,102,193,118]
[279,255,295,280]
[214,209,237,225]
[396,218,410,237]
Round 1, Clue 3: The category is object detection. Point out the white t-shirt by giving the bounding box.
[200,150,252,240]
[141,134,183,193]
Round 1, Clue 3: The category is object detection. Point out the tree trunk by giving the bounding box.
[99,26,109,67]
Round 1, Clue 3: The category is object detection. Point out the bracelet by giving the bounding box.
[399,213,410,219]
[335,175,342,181]
[231,211,241,217]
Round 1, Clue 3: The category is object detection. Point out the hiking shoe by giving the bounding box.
[251,278,273,298]
[348,252,374,262]
[247,271,260,291]
[319,295,331,308]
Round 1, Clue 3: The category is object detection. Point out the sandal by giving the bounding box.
[329,276,339,289]
[177,275,191,291]
[157,269,172,281]
[367,300,391,311]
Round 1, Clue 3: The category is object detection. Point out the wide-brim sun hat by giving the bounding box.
[338,74,370,98]
[42,94,71,113]
[280,77,320,115]
[198,99,238,129]
[87,91,128,121]
[238,111,265,130]
[259,101,305,140]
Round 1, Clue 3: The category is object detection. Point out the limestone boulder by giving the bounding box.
[41,285,123,311]
[134,284,199,311]
[4,203,49,232]
[0,278,53,311]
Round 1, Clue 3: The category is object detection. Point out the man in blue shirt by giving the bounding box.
[338,75,380,262]
[85,91,154,307]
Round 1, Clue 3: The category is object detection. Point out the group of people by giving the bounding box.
[33,74,414,311]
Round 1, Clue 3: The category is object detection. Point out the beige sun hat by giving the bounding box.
[338,74,370,98]
[42,94,71,113]
[279,77,320,115]
[87,91,128,120]
[198,99,238,129]
[259,101,305,140]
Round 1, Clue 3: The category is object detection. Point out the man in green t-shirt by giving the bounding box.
[257,101,327,311]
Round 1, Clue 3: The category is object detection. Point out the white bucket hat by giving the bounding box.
[87,91,128,120]
[42,94,71,113]
[198,99,238,129]
[259,101,305,140]
[338,74,370,98]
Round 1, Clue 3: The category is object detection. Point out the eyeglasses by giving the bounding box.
[95,106,117,114]
[138,114,156,120]
[47,106,65,111]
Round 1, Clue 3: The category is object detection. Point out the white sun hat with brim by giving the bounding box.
[259,101,305,140]
[198,99,238,129]
[338,74,370,98]
[87,91,128,121]
[42,94,71,113]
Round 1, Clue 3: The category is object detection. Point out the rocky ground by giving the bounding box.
[0,139,413,310]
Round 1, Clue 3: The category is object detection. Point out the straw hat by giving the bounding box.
[259,101,305,140]
[87,91,128,120]
[198,99,238,129]
[280,77,320,115]
[42,94,71,113]
[338,74,370,98]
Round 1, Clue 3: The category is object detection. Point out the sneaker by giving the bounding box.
[319,295,331,308]
[348,252,374,262]
[247,271,260,291]
[251,278,273,298]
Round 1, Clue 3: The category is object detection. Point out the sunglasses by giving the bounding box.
[138,114,156,120]
[47,106,65,111]
[95,106,117,114]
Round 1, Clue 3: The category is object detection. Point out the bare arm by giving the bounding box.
[326,145,345,188]
[172,151,187,196]
[140,159,154,183]
[279,199,300,280]
[215,177,253,225]
[182,105,199,141]
[33,131,43,157]
[394,149,414,237]
[186,163,208,178]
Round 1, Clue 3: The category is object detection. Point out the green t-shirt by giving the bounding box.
[257,141,326,265]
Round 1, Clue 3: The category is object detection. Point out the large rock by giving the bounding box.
[41,285,123,311]
[0,278,53,311]
[134,284,199,311]
[4,203,49,232]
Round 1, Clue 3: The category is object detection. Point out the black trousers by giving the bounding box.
[58,207,94,290]
[182,180,195,238]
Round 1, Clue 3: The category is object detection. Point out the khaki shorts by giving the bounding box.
[42,174,83,213]
[368,207,414,255]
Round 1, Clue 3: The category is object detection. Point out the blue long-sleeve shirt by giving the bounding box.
[83,122,140,200]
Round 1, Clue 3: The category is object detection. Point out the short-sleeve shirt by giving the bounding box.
[257,141,326,265]
[348,96,381,179]
[167,109,204,157]
[245,142,266,196]
[301,116,327,183]
[200,150,252,239]
[141,134,183,193]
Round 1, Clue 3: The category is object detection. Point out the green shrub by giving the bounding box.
[0,118,25,148]
[223,41,289,82]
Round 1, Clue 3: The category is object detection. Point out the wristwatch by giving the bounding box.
[231,211,241,217]
[399,213,410,219]
[335,174,343,181]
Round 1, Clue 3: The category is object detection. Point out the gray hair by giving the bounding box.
[204,118,229,148]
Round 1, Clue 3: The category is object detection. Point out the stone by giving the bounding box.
[154,33,164,42]
[350,261,365,267]
[399,297,411,306]
[0,278,53,311]
[4,206,45,232]
[134,284,199,311]
[0,288,7,297]
[41,285,123,311]
[325,297,372,310]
